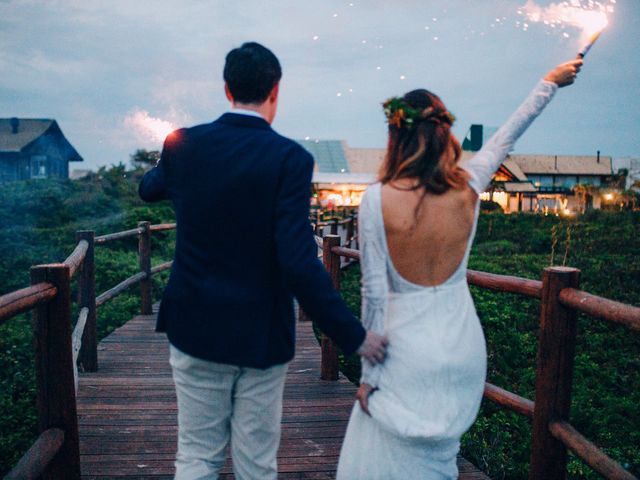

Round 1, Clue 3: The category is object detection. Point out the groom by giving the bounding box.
[139,42,387,479]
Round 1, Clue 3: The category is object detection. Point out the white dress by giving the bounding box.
[337,79,558,480]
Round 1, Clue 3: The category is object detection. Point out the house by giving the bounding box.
[0,118,83,182]
[498,153,613,213]
[300,138,615,214]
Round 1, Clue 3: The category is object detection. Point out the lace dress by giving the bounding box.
[336,79,558,479]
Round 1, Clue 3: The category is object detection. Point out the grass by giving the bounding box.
[329,211,639,479]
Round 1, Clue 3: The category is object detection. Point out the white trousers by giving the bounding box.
[169,345,288,480]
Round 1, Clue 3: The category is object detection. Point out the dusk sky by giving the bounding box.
[1,0,638,171]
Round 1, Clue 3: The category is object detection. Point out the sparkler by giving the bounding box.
[578,28,603,58]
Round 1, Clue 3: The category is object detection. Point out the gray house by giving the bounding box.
[0,118,83,182]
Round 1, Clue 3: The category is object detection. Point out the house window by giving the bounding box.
[579,176,601,187]
[30,155,47,179]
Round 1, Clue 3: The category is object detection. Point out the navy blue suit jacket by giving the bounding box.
[139,113,365,368]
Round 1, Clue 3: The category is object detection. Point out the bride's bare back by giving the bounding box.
[381,179,477,287]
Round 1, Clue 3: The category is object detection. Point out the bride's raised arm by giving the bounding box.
[460,59,583,195]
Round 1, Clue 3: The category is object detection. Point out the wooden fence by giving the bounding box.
[318,233,640,480]
[0,222,176,480]
[2,221,638,479]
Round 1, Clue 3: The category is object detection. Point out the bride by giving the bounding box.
[336,58,583,479]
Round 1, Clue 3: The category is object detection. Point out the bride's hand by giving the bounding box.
[544,59,583,88]
[356,383,377,416]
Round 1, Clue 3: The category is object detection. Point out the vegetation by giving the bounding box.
[0,161,175,475]
[335,210,640,479]
[1,163,638,478]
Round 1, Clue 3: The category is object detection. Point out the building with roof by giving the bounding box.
[0,118,83,182]
[299,138,615,213]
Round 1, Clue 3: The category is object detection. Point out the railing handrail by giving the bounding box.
[0,282,57,325]
[1,222,176,479]
[559,287,640,332]
[323,235,638,480]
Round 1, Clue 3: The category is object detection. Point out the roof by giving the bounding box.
[503,181,538,193]
[298,139,351,173]
[502,159,528,181]
[0,118,54,152]
[312,172,377,185]
[509,154,612,176]
[345,148,385,174]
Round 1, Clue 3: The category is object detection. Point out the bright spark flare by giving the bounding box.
[520,0,612,40]
[124,110,175,143]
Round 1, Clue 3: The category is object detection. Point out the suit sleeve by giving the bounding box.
[274,147,366,355]
[138,132,180,202]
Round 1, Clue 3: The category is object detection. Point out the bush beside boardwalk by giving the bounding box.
[336,211,640,479]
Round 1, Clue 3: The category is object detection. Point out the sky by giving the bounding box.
[1,0,638,172]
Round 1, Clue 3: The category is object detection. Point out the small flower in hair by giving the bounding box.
[383,97,455,129]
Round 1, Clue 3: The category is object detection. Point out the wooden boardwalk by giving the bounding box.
[76,312,489,479]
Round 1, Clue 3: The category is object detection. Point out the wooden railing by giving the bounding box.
[0,221,176,480]
[319,234,639,480]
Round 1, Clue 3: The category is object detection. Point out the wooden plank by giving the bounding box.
[77,312,490,479]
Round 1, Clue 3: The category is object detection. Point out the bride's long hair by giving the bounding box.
[379,89,468,194]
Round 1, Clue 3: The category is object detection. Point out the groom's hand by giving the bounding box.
[357,331,388,365]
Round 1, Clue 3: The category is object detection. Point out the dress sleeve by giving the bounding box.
[460,79,558,194]
[358,187,388,387]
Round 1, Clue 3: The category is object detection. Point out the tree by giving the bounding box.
[130,149,160,170]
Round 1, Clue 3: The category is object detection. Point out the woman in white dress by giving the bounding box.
[336,59,583,479]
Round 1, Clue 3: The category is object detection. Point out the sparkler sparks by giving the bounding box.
[519,0,612,41]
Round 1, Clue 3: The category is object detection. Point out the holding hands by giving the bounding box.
[355,331,388,416]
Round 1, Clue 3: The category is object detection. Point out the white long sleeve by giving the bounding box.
[358,188,387,387]
[460,79,558,194]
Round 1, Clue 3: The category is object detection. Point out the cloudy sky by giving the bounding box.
[1,0,638,171]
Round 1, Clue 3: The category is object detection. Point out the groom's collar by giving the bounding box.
[217,112,271,130]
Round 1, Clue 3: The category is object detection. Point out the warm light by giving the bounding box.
[124,110,175,143]
[520,1,611,41]
[604,193,614,201]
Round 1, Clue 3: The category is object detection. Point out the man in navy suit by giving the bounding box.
[139,42,387,479]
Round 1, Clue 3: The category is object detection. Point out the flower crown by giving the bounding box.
[382,97,456,130]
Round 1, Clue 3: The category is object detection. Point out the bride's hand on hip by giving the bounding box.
[356,383,377,416]
[356,331,388,365]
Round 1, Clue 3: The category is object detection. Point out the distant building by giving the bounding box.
[0,118,83,182]
[299,138,615,214]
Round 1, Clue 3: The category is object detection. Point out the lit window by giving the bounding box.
[30,155,47,179]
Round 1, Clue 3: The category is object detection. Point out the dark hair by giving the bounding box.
[379,89,467,194]
[223,42,282,104]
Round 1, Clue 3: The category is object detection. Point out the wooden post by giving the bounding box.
[138,221,153,315]
[321,235,341,381]
[76,230,97,372]
[352,212,359,249]
[31,264,81,480]
[529,266,581,480]
[330,218,338,235]
[346,217,354,249]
